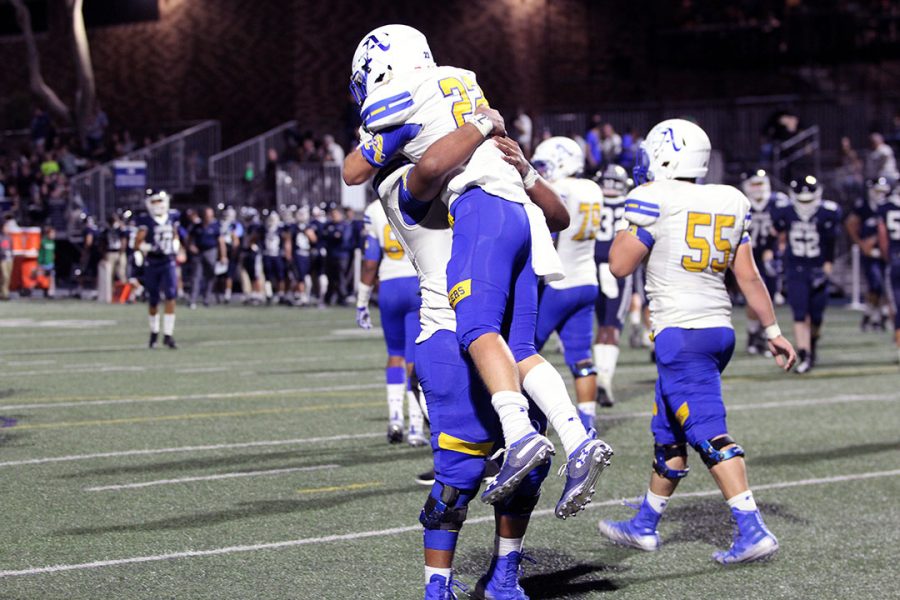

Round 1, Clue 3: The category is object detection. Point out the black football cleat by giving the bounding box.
[149,332,158,349]
[163,335,178,350]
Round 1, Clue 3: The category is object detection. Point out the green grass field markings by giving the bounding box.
[0,383,385,411]
[0,468,896,579]
[0,432,385,468]
[295,481,382,495]
[84,464,341,492]
[10,400,384,431]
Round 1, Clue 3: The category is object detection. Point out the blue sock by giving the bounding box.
[577,408,594,432]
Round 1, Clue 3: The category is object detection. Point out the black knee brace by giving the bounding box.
[419,483,470,531]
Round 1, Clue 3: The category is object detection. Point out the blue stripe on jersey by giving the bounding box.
[739,233,751,246]
[625,206,661,218]
[363,235,382,261]
[360,124,423,167]
[625,198,660,211]
[629,225,655,249]
[362,92,413,127]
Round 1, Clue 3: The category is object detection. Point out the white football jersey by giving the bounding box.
[375,165,455,342]
[361,65,530,208]
[622,180,752,334]
[548,177,603,289]
[363,201,417,281]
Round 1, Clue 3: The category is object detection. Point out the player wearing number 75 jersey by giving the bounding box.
[598,119,797,565]
[357,200,426,447]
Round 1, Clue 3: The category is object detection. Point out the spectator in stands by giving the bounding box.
[86,108,109,156]
[513,108,533,157]
[188,207,226,308]
[0,216,12,300]
[585,113,604,170]
[0,168,6,199]
[619,126,642,171]
[865,132,900,181]
[30,107,52,150]
[298,135,320,162]
[600,122,623,166]
[322,134,345,164]
[837,135,864,204]
[40,152,60,177]
[760,108,800,165]
[57,143,78,177]
[322,205,353,306]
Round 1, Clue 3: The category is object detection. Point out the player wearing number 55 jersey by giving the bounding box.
[598,119,796,565]
[135,190,181,349]
[772,176,842,374]
[357,200,426,446]
[531,137,605,433]
[876,187,900,363]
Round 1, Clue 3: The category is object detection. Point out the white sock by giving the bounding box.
[629,310,641,326]
[149,314,160,334]
[491,391,535,445]
[407,389,424,434]
[163,314,175,336]
[592,344,620,386]
[727,490,758,512]
[224,288,232,300]
[495,536,524,557]
[577,401,596,418]
[645,489,670,514]
[521,361,586,457]
[747,318,761,334]
[387,384,405,425]
[424,566,452,585]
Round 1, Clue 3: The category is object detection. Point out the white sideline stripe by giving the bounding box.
[0,383,383,411]
[599,393,900,422]
[84,464,339,492]
[1,468,897,578]
[1,392,895,468]
[0,433,383,468]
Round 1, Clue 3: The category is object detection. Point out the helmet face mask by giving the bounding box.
[599,164,631,197]
[741,169,772,210]
[867,177,893,208]
[145,190,170,219]
[790,175,822,219]
[350,25,435,106]
[633,119,711,185]
[531,137,584,182]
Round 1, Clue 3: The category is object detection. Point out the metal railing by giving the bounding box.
[276,162,354,210]
[772,125,821,182]
[68,120,220,231]
[209,120,297,207]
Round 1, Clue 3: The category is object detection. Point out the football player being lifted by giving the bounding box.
[356,199,427,446]
[740,169,784,355]
[134,190,181,349]
[531,137,605,433]
[772,175,842,374]
[342,25,612,514]
[598,119,796,564]
[593,164,633,407]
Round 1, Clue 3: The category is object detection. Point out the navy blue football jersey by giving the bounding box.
[138,210,180,258]
[877,197,900,262]
[851,198,881,239]
[594,194,626,264]
[772,199,842,269]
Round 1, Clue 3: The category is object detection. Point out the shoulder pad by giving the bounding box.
[361,78,417,131]
[822,200,840,212]
[774,196,792,208]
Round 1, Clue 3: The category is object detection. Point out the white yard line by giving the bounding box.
[0,468,896,578]
[84,464,339,492]
[0,433,383,468]
[0,383,383,411]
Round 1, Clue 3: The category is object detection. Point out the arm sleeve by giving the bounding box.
[360,124,423,168]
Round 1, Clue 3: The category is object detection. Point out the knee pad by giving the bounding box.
[419,482,473,531]
[695,435,745,469]
[653,444,690,480]
[569,360,597,379]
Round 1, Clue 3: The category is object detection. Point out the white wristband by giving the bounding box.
[614,218,629,233]
[764,323,782,340]
[356,282,373,308]
[522,166,540,190]
[466,114,493,138]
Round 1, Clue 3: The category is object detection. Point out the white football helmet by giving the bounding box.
[789,175,823,220]
[145,189,170,219]
[741,169,772,210]
[598,164,632,197]
[531,137,584,181]
[867,177,893,209]
[634,118,710,184]
[265,210,281,230]
[222,206,237,225]
[350,25,436,106]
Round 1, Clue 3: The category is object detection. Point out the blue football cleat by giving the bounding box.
[424,573,467,600]
[597,518,660,551]
[480,432,554,505]
[472,552,532,600]
[555,439,614,519]
[712,509,779,564]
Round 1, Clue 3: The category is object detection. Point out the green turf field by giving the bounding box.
[0,300,897,599]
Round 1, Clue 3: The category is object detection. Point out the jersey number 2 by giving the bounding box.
[681,212,735,273]
[439,76,488,128]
